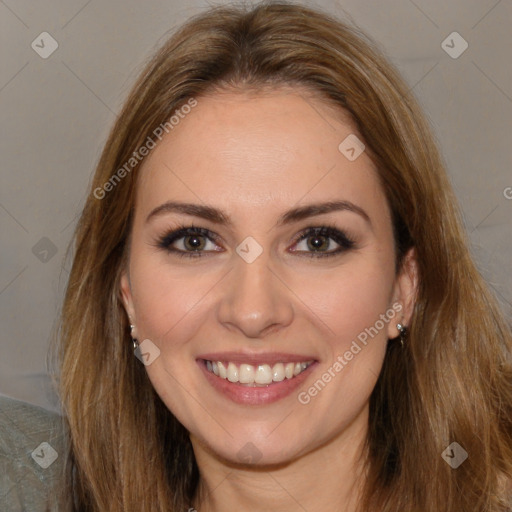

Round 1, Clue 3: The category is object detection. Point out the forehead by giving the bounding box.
[135,87,387,225]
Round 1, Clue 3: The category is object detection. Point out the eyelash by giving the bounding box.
[154,222,356,259]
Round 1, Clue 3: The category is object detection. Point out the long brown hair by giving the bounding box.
[52,2,512,510]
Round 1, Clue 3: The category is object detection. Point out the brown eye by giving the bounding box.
[182,233,207,251]
[291,226,355,258]
[156,226,221,258]
[155,224,355,259]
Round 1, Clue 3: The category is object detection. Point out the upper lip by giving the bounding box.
[197,351,317,366]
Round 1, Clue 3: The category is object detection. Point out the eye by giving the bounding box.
[155,224,222,258]
[154,223,356,259]
[290,225,356,258]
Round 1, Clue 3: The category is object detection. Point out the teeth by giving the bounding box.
[255,364,272,384]
[227,362,239,383]
[239,364,255,384]
[217,361,227,379]
[272,363,285,382]
[205,360,313,385]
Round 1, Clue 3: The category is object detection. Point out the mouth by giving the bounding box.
[196,352,318,405]
[203,359,314,386]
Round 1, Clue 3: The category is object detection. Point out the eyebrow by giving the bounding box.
[145,200,371,228]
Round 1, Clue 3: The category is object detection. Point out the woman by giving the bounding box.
[54,2,512,511]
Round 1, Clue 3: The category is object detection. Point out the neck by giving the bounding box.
[190,407,369,512]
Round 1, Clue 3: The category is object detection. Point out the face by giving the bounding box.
[120,87,416,466]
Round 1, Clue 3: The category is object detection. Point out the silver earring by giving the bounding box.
[396,323,407,347]
[130,324,138,350]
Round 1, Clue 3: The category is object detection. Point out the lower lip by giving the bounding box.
[197,360,317,405]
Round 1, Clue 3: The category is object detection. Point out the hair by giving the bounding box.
[52,1,512,510]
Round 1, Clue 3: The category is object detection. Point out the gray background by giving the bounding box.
[1,0,511,413]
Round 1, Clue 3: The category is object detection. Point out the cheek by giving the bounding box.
[131,263,210,346]
[131,246,395,345]
[293,268,393,422]
[128,243,233,372]
[302,258,395,343]
[297,256,395,400]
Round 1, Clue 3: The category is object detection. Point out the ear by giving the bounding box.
[387,247,419,339]
[120,271,138,338]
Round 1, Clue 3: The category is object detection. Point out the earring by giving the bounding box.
[396,322,407,347]
[130,324,138,350]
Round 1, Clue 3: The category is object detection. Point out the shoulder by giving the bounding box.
[0,395,71,511]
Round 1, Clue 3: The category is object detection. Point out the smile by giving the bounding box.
[197,354,318,405]
[204,360,314,386]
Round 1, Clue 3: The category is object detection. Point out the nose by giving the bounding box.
[216,249,294,339]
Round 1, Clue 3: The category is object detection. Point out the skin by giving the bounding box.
[120,86,418,512]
